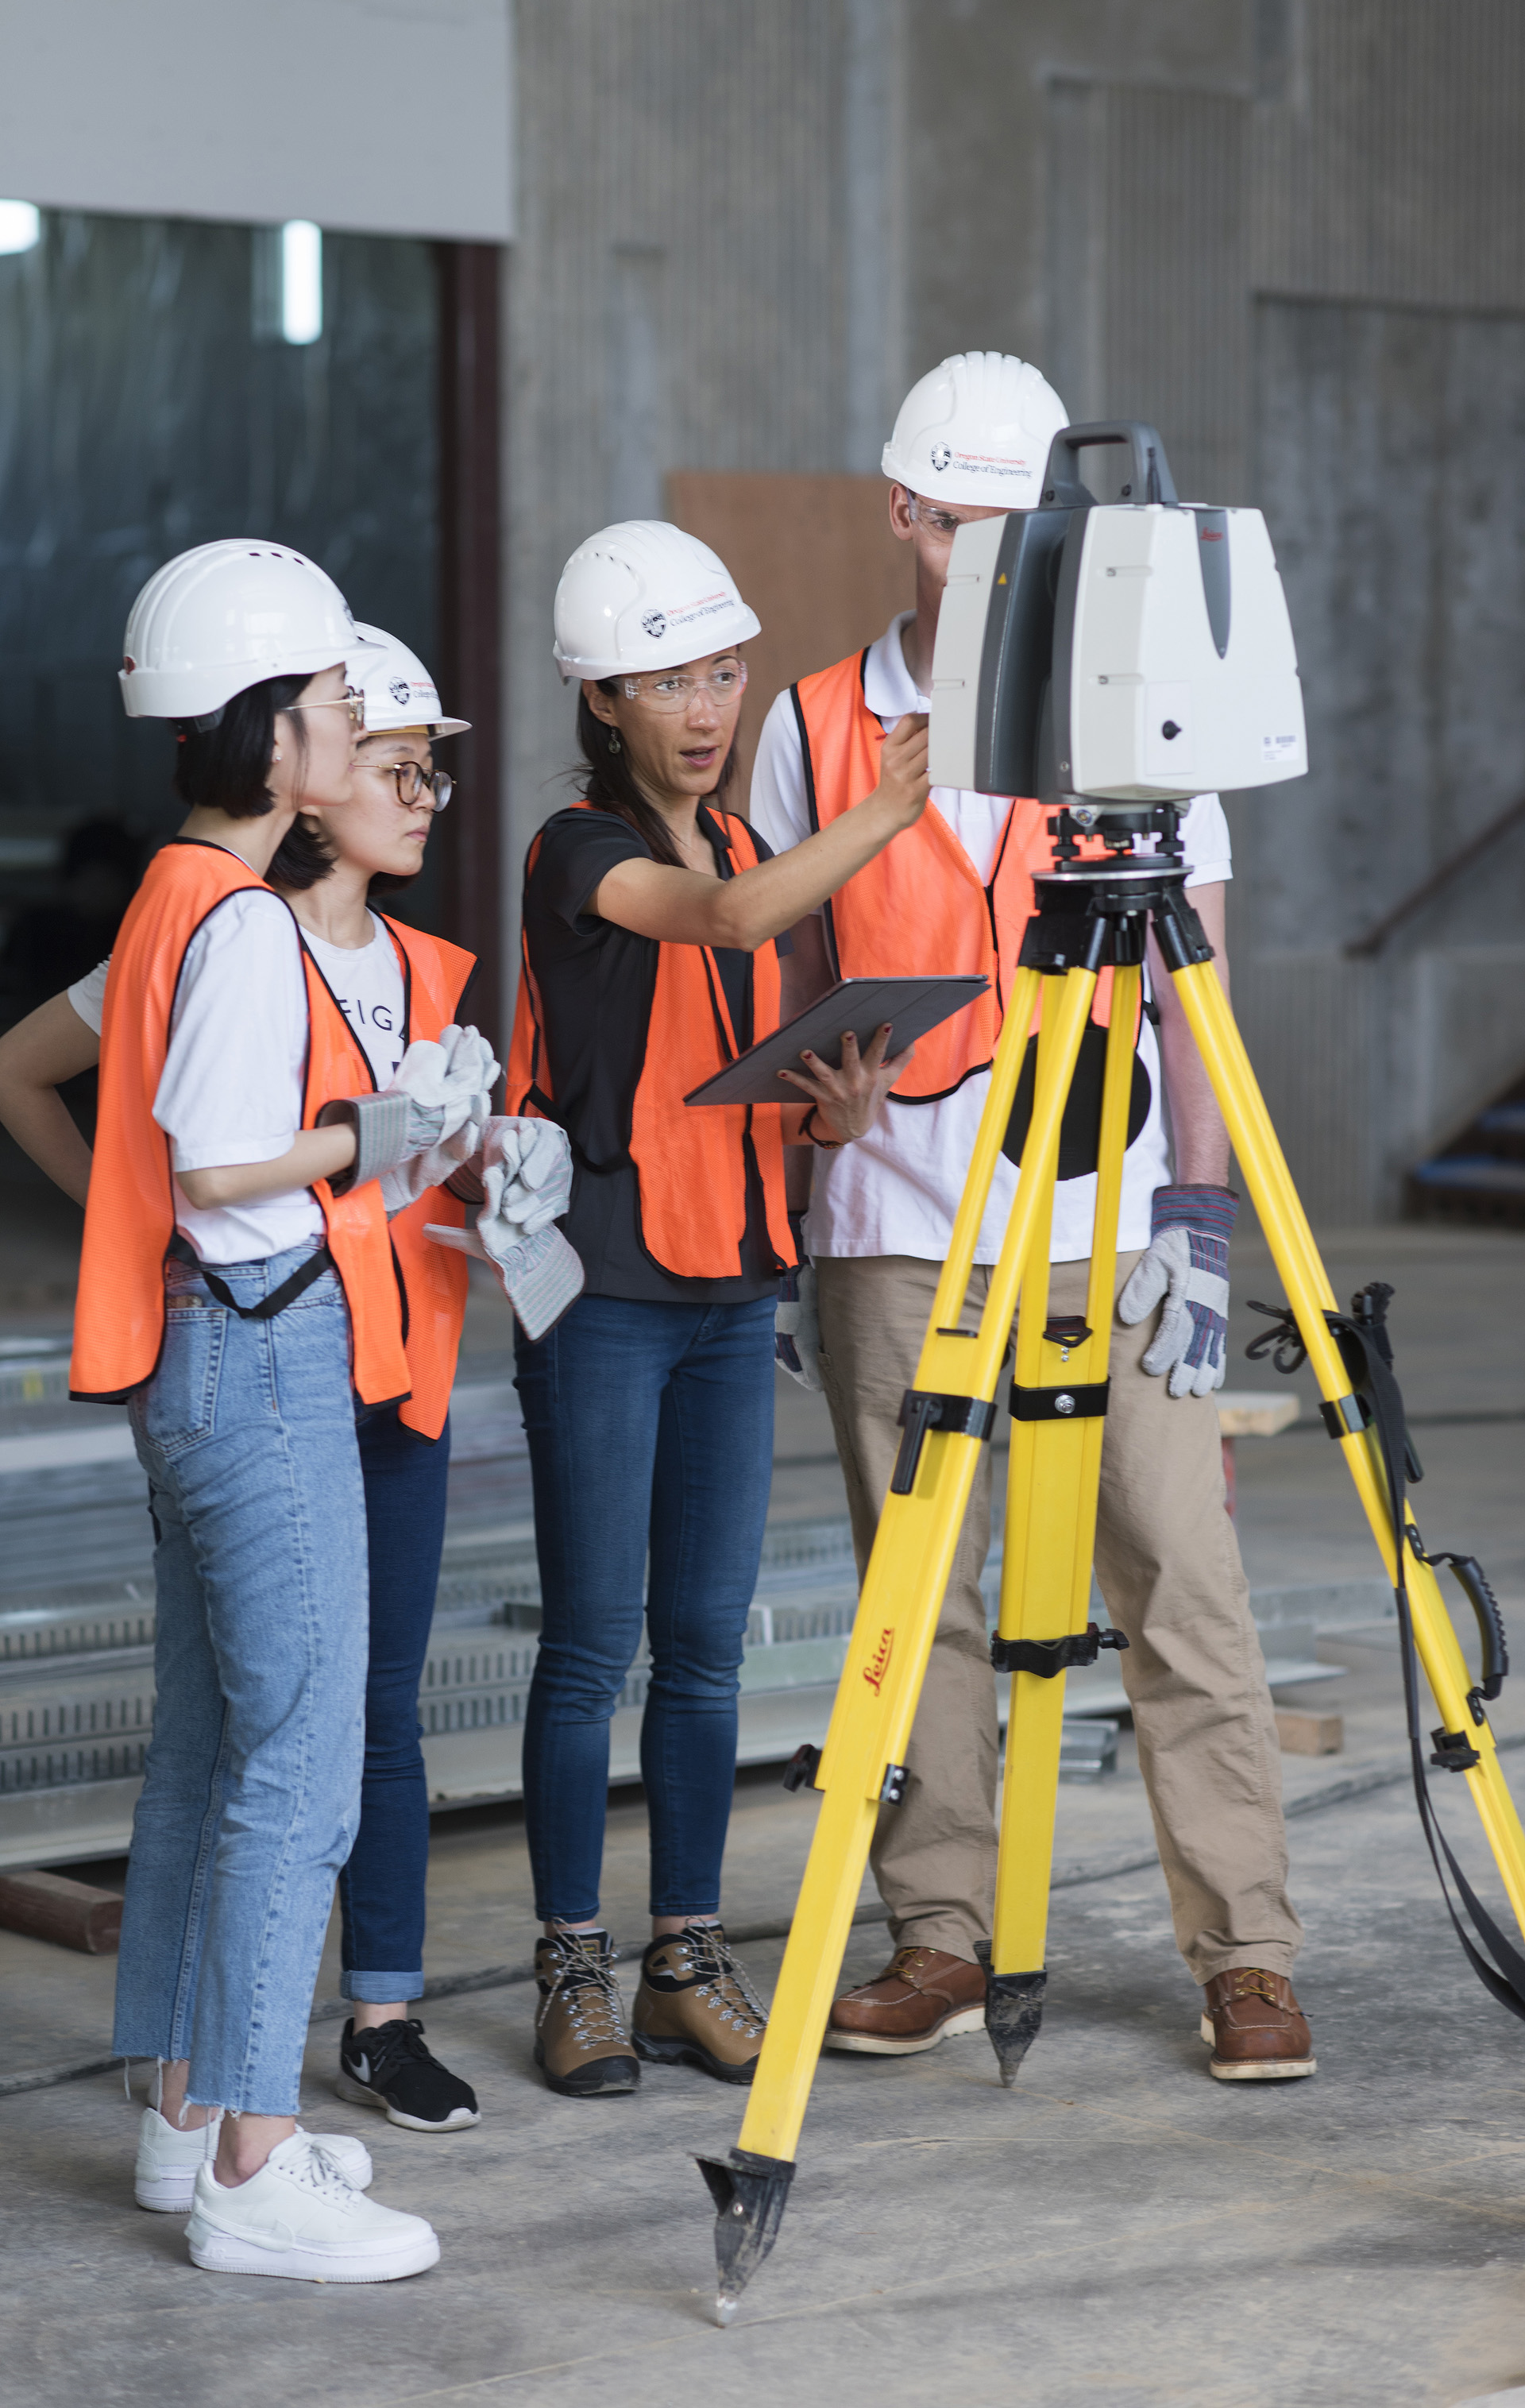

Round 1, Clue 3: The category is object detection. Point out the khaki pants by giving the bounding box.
[815,1252,1302,1987]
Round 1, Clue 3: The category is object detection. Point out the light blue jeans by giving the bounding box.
[112,1240,369,2116]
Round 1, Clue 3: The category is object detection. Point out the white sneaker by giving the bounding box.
[185,2135,438,2282]
[134,2108,373,2214]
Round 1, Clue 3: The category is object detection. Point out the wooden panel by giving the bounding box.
[666,471,915,806]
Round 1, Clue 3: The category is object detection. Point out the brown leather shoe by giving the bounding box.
[631,1923,768,2085]
[533,1928,640,2098]
[1199,1968,1316,2080]
[824,1946,987,2055]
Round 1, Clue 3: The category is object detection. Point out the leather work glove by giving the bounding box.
[319,1024,500,1196]
[425,1118,583,1341]
[1118,1185,1237,1398]
[775,1260,823,1393]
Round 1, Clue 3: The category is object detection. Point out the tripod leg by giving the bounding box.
[1167,959,1525,1934]
[988,969,1140,2080]
[697,962,1100,2322]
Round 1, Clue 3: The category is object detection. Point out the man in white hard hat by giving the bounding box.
[750,353,1314,2082]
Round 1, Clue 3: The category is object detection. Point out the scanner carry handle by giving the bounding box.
[1040,420,1179,509]
[1424,1548,1509,1707]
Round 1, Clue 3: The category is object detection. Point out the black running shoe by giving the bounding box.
[336,2016,481,2132]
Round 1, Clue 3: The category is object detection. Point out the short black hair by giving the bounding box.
[172,673,309,819]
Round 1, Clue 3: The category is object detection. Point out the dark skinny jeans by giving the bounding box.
[513,1292,775,1924]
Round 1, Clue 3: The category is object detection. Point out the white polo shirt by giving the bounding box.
[748,610,1232,1264]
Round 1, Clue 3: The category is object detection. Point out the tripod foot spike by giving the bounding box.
[694,2147,796,2325]
[985,1968,1047,2085]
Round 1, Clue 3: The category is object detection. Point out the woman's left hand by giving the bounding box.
[776,1023,914,1144]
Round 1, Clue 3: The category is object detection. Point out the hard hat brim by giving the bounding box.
[118,642,375,722]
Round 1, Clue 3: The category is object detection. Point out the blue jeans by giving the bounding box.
[514,1293,776,1924]
[112,1243,369,2116]
[338,1405,452,2004]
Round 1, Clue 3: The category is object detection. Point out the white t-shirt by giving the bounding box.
[69,891,324,1266]
[300,913,407,1089]
[748,611,1233,1265]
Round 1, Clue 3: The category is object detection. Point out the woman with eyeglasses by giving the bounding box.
[505,520,930,2100]
[0,547,496,2282]
[0,623,491,2156]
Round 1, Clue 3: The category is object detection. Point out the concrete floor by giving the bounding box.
[4,1221,1525,2405]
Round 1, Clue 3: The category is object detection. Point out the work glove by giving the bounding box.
[774,1214,823,1392]
[319,1024,500,1196]
[1118,1185,1237,1398]
[425,1118,583,1342]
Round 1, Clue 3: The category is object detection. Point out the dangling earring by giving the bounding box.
[607,728,621,755]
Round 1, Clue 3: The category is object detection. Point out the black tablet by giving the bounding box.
[684,976,989,1109]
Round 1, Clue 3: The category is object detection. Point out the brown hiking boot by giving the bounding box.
[824,1946,987,2054]
[1199,1968,1316,2081]
[631,1923,768,2085]
[533,1928,640,2098]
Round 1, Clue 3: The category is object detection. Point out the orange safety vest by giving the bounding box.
[306,914,477,1442]
[71,842,471,1428]
[506,802,797,1281]
[792,650,1124,1101]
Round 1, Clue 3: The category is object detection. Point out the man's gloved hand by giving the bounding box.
[319,1024,500,1195]
[774,1214,823,1392]
[424,1119,583,1341]
[775,1266,822,1392]
[1118,1185,1237,1398]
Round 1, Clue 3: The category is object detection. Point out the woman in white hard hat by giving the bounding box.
[0,627,492,2147]
[52,543,497,2279]
[504,519,930,2098]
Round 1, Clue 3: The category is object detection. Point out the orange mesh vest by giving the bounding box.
[303,915,477,1442]
[506,803,797,1281]
[71,842,412,1407]
[792,651,1122,1100]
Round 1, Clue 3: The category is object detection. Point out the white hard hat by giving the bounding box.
[882,352,1070,510]
[349,624,469,737]
[552,520,760,681]
[119,539,378,724]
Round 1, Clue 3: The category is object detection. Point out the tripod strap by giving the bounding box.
[1330,1306,1525,2023]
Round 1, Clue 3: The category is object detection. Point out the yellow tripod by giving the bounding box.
[697,820,1525,2323]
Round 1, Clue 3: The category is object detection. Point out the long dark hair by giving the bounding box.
[172,673,309,819]
[574,682,737,866]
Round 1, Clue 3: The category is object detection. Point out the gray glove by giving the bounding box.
[774,1261,823,1393]
[320,1024,500,1196]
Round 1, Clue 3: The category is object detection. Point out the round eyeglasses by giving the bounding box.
[360,759,453,812]
[618,662,747,711]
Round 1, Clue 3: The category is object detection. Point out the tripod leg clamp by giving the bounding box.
[990,1622,1129,1677]
[891,1389,997,1494]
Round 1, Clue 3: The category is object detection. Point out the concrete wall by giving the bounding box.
[894,0,1525,1219]
[502,0,908,964]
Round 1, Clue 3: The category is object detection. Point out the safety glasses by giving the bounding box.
[618,663,747,711]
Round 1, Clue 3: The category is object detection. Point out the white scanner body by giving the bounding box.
[928,484,1307,806]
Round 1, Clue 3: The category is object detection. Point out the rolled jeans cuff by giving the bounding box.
[341,1968,425,2004]
[319,1092,414,1195]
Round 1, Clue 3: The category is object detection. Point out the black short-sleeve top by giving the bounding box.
[519,802,785,1304]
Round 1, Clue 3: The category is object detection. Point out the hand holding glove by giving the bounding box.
[319,1023,501,1196]
[1118,1185,1237,1398]
[425,1116,583,1341]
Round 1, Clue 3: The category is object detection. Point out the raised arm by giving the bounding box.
[592,715,930,950]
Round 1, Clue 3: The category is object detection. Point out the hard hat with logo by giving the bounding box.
[348,624,469,737]
[119,539,378,725]
[882,353,1069,511]
[552,520,760,681]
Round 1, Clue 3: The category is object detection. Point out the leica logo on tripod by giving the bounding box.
[863,1628,895,1695]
